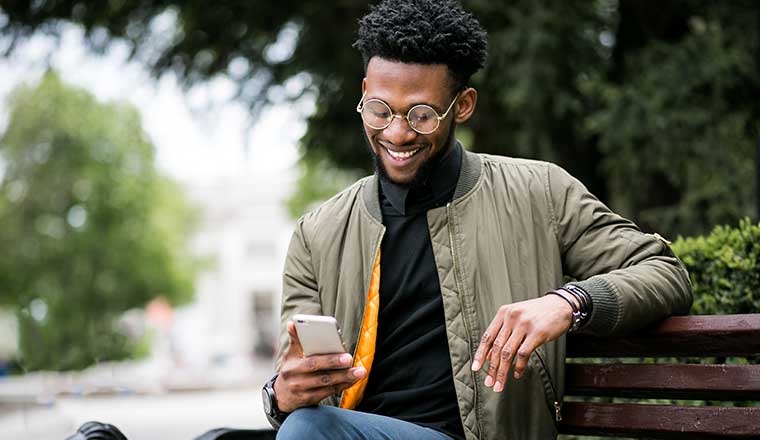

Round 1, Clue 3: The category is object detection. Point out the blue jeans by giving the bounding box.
[277,406,453,440]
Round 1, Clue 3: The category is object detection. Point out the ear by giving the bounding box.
[361,78,367,94]
[454,87,477,124]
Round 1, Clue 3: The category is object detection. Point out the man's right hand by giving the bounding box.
[274,320,366,413]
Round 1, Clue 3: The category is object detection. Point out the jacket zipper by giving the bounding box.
[340,229,384,406]
[445,202,562,426]
[446,202,483,435]
[534,349,562,422]
[351,232,384,358]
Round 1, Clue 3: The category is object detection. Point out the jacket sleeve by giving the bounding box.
[276,215,323,371]
[547,163,693,337]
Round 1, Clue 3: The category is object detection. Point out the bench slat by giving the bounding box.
[565,363,760,400]
[559,402,760,438]
[567,314,760,357]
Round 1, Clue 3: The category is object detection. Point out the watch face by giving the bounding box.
[262,387,272,415]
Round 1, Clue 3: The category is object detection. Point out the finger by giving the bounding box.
[493,329,525,393]
[301,366,367,390]
[483,347,494,366]
[485,324,510,387]
[293,368,366,408]
[478,347,494,379]
[300,382,354,406]
[472,330,494,372]
[287,321,304,357]
[513,335,543,380]
[485,307,516,384]
[287,385,334,409]
[296,352,354,373]
[472,312,505,371]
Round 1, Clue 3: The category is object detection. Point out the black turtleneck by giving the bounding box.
[355,142,465,440]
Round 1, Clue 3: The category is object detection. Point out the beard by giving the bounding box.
[364,122,456,189]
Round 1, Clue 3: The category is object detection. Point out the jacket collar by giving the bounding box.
[361,140,482,222]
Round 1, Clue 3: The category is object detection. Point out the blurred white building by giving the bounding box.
[0,310,18,371]
[171,171,295,368]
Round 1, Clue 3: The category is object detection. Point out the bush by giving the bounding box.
[672,218,760,315]
[0,72,198,371]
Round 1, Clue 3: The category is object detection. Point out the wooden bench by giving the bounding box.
[192,314,760,440]
[559,314,760,439]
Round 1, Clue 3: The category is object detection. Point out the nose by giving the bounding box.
[382,114,417,146]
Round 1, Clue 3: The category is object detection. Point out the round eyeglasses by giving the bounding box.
[356,91,460,135]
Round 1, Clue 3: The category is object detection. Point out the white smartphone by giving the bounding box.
[293,314,347,357]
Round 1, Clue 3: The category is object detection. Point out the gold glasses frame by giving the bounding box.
[356,91,460,135]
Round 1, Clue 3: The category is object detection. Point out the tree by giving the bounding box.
[0,72,198,371]
[586,1,759,236]
[1,0,758,237]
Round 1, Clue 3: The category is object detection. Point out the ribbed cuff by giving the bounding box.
[570,277,620,336]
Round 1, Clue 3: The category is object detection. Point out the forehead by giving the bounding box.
[364,57,451,106]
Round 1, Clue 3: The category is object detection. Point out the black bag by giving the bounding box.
[65,421,128,440]
[194,428,277,440]
[65,422,276,440]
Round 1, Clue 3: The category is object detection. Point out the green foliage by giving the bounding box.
[1,1,758,231]
[0,72,198,371]
[672,218,760,315]
[586,7,759,236]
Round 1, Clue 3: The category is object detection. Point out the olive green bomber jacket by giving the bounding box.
[276,148,693,439]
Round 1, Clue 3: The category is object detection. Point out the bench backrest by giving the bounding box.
[559,314,760,439]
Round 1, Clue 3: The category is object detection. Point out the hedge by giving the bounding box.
[671,217,760,315]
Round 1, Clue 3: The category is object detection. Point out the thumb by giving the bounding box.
[287,320,304,357]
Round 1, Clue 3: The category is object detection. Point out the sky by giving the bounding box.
[0,22,306,185]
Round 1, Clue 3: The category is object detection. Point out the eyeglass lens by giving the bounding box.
[361,100,439,134]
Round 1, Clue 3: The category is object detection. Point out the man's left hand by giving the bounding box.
[471,295,576,392]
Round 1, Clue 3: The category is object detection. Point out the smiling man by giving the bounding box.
[262,1,692,439]
[359,58,472,187]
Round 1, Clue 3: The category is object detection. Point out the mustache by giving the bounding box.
[361,120,456,188]
[366,139,432,189]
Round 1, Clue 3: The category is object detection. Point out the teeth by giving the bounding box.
[386,147,420,159]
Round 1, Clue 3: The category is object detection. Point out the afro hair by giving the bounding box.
[354,0,488,90]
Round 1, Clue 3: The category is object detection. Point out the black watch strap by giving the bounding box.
[263,374,289,428]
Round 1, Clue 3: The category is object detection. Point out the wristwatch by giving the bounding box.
[262,374,289,426]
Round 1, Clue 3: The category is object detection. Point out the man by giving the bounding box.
[261,1,693,439]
